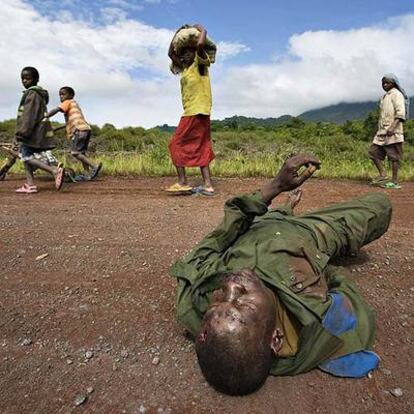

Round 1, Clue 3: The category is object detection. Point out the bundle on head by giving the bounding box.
[170,24,217,74]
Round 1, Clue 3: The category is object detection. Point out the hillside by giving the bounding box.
[155,97,412,130]
[299,101,377,123]
[299,97,413,123]
[211,115,292,129]
[155,115,293,132]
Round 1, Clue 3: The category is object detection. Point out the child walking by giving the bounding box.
[167,24,216,196]
[15,66,65,193]
[48,87,102,181]
[368,73,409,189]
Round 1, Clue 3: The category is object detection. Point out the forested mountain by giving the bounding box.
[156,96,413,130]
[299,97,413,123]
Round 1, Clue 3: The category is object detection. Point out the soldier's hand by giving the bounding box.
[274,154,321,192]
[260,154,320,205]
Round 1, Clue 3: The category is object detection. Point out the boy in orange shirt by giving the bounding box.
[48,87,102,181]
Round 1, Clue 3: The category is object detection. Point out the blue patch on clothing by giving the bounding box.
[319,292,380,378]
[319,351,380,378]
[322,292,357,335]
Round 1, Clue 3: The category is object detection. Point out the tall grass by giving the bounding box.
[2,128,414,180]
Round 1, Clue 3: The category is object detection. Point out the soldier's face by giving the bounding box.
[198,269,276,342]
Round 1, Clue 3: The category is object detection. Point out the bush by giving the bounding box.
[1,116,413,180]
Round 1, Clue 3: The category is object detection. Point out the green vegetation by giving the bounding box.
[1,113,413,180]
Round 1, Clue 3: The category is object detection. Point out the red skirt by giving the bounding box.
[169,115,215,167]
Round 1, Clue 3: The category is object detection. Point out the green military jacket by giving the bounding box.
[171,193,376,376]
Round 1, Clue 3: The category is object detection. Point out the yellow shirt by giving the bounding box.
[181,53,212,117]
[274,295,301,357]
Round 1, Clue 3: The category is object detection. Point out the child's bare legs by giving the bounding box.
[371,158,387,178]
[391,160,399,183]
[176,166,188,186]
[25,158,60,184]
[200,165,213,190]
[23,161,36,186]
[72,153,96,174]
[370,157,399,183]
[23,159,64,191]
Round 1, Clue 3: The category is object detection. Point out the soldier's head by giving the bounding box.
[195,268,282,395]
[21,67,39,89]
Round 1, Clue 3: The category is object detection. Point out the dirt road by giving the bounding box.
[1,176,413,413]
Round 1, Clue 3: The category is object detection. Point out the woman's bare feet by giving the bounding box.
[286,189,302,210]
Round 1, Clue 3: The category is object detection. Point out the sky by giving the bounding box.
[1,0,414,128]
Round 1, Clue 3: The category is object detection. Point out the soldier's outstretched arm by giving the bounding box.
[260,154,320,205]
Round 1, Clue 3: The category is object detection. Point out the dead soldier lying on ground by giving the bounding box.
[171,154,391,395]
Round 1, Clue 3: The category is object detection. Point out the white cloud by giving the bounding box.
[1,0,413,127]
[142,0,178,3]
[216,41,251,60]
[0,0,247,127]
[100,7,129,23]
[108,0,143,9]
[214,15,414,118]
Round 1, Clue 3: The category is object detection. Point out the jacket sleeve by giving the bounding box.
[15,91,43,140]
[170,192,269,335]
[391,90,406,120]
[177,191,268,272]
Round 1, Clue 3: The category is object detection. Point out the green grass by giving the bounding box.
[2,129,414,181]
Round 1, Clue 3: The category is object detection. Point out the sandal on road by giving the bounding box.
[192,185,215,196]
[55,163,65,190]
[380,181,401,189]
[370,176,389,186]
[15,183,38,194]
[165,183,193,195]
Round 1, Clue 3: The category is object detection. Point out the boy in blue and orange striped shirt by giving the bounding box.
[49,87,102,181]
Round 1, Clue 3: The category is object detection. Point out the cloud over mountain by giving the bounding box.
[0,0,413,127]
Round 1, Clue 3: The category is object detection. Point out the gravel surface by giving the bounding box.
[1,176,413,413]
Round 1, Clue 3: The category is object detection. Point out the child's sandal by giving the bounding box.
[165,183,193,194]
[192,185,215,196]
[15,183,38,194]
[380,181,401,189]
[55,163,65,190]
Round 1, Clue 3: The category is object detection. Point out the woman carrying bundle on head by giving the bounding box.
[166,24,216,196]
